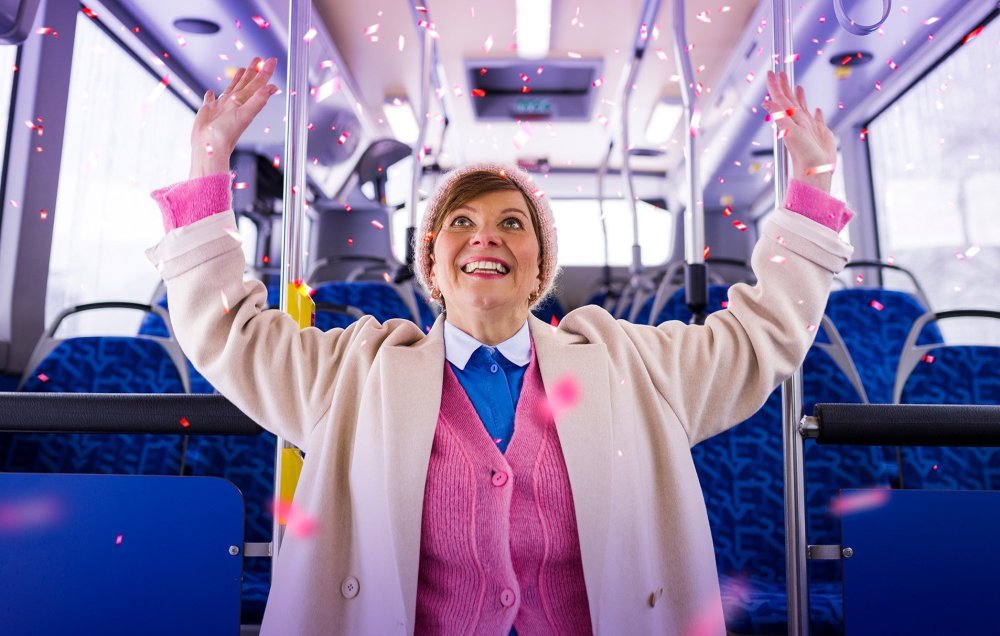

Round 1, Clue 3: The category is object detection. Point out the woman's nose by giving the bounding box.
[470,229,500,246]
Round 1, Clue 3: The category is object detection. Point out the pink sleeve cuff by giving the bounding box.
[151,173,233,233]
[784,179,854,232]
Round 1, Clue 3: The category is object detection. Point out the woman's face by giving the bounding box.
[430,189,541,319]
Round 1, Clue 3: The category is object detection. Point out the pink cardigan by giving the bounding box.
[416,354,593,634]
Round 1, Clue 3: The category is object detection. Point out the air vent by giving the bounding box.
[466,58,603,121]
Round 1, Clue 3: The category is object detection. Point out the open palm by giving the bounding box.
[761,71,838,190]
[190,56,278,177]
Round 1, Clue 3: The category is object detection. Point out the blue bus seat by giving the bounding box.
[894,310,1000,491]
[0,473,242,635]
[825,288,942,404]
[138,291,216,394]
[311,280,416,327]
[3,303,191,476]
[653,285,731,324]
[691,308,888,633]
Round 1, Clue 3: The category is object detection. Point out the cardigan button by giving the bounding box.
[341,576,360,599]
[491,470,509,487]
[500,588,516,607]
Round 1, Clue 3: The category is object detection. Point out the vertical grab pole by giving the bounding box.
[771,0,809,634]
[671,0,707,320]
[274,0,313,557]
[621,0,661,292]
[403,1,433,281]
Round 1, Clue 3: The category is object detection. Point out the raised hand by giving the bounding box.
[761,70,837,193]
[190,56,279,179]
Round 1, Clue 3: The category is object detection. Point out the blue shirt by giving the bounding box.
[443,320,531,454]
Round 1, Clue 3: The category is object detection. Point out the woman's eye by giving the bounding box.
[503,218,523,229]
[450,216,472,227]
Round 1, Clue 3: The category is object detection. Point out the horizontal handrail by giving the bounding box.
[806,403,1000,447]
[0,393,262,435]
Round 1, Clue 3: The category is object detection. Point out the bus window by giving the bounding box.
[45,13,194,338]
[869,17,1000,343]
[549,199,672,267]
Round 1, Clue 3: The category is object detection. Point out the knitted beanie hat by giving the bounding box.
[413,162,559,310]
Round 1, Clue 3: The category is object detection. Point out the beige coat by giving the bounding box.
[147,207,851,635]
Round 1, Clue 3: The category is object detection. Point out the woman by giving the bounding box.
[147,57,852,635]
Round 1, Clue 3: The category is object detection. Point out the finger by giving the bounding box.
[796,85,810,114]
[238,84,279,122]
[203,89,215,104]
[777,71,797,106]
[815,107,825,124]
[232,57,261,95]
[236,57,277,103]
[219,68,245,99]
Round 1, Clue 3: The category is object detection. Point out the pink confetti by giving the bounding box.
[703,246,710,259]
[874,81,881,92]
[855,274,864,284]
[731,220,747,231]
[204,143,214,156]
[371,220,384,230]
[115,534,123,545]
[398,35,405,51]
[591,77,604,88]
[303,28,317,43]
[567,51,581,59]
[869,300,884,311]
[39,210,47,220]
[274,500,319,538]
[251,15,270,29]
[777,128,789,140]
[745,72,755,83]
[220,290,231,314]
[543,374,580,419]
[35,27,57,37]
[37,373,49,382]
[347,237,354,246]
[483,35,494,53]
[922,354,936,364]
[963,25,984,45]
[365,23,379,36]
[81,6,97,18]
[828,489,890,516]
[179,417,191,428]
[769,255,786,264]
[176,35,187,47]
[923,16,940,26]
[887,60,897,70]
[234,182,248,190]
[471,88,486,97]
[337,132,350,145]
[272,155,281,169]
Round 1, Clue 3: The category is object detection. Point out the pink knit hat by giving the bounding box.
[414,162,559,310]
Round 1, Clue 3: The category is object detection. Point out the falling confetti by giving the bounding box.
[180,418,191,428]
[962,25,984,45]
[303,28,317,43]
[220,289,231,314]
[471,88,486,97]
[37,373,49,383]
[251,15,270,29]
[483,35,494,53]
[115,534,123,545]
[869,300,884,311]
[274,500,319,538]
[543,374,580,420]
[731,220,747,231]
[81,6,97,18]
[922,354,936,364]
[828,489,889,516]
[769,255,786,264]
[35,27,58,37]
[371,220,384,230]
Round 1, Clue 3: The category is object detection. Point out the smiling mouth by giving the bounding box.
[461,260,510,276]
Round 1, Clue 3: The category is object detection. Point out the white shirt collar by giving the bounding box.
[444,319,532,370]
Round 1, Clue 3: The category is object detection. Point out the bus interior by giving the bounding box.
[1,0,999,634]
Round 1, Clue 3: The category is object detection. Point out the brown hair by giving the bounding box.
[426,169,544,265]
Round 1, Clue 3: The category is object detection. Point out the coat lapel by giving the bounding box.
[380,316,445,628]
[529,315,613,616]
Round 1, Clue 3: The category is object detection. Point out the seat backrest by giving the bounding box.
[895,310,1000,490]
[138,291,216,394]
[825,288,942,404]
[311,281,416,324]
[656,285,731,324]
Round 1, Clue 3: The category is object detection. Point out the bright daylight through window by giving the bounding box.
[47,14,194,337]
[869,18,1000,343]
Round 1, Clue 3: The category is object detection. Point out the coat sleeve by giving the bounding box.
[145,210,422,450]
[611,208,852,446]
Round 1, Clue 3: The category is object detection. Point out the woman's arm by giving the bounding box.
[620,75,853,445]
[146,58,421,449]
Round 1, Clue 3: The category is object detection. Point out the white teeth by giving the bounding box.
[462,260,509,274]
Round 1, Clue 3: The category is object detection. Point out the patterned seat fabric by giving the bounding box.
[138,292,215,394]
[898,345,1000,490]
[685,294,889,634]
[2,338,187,476]
[655,285,731,325]
[311,281,414,327]
[825,289,942,404]
[414,289,437,333]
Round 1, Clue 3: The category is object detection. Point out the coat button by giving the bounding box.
[491,470,509,487]
[341,576,360,599]
[500,588,516,607]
